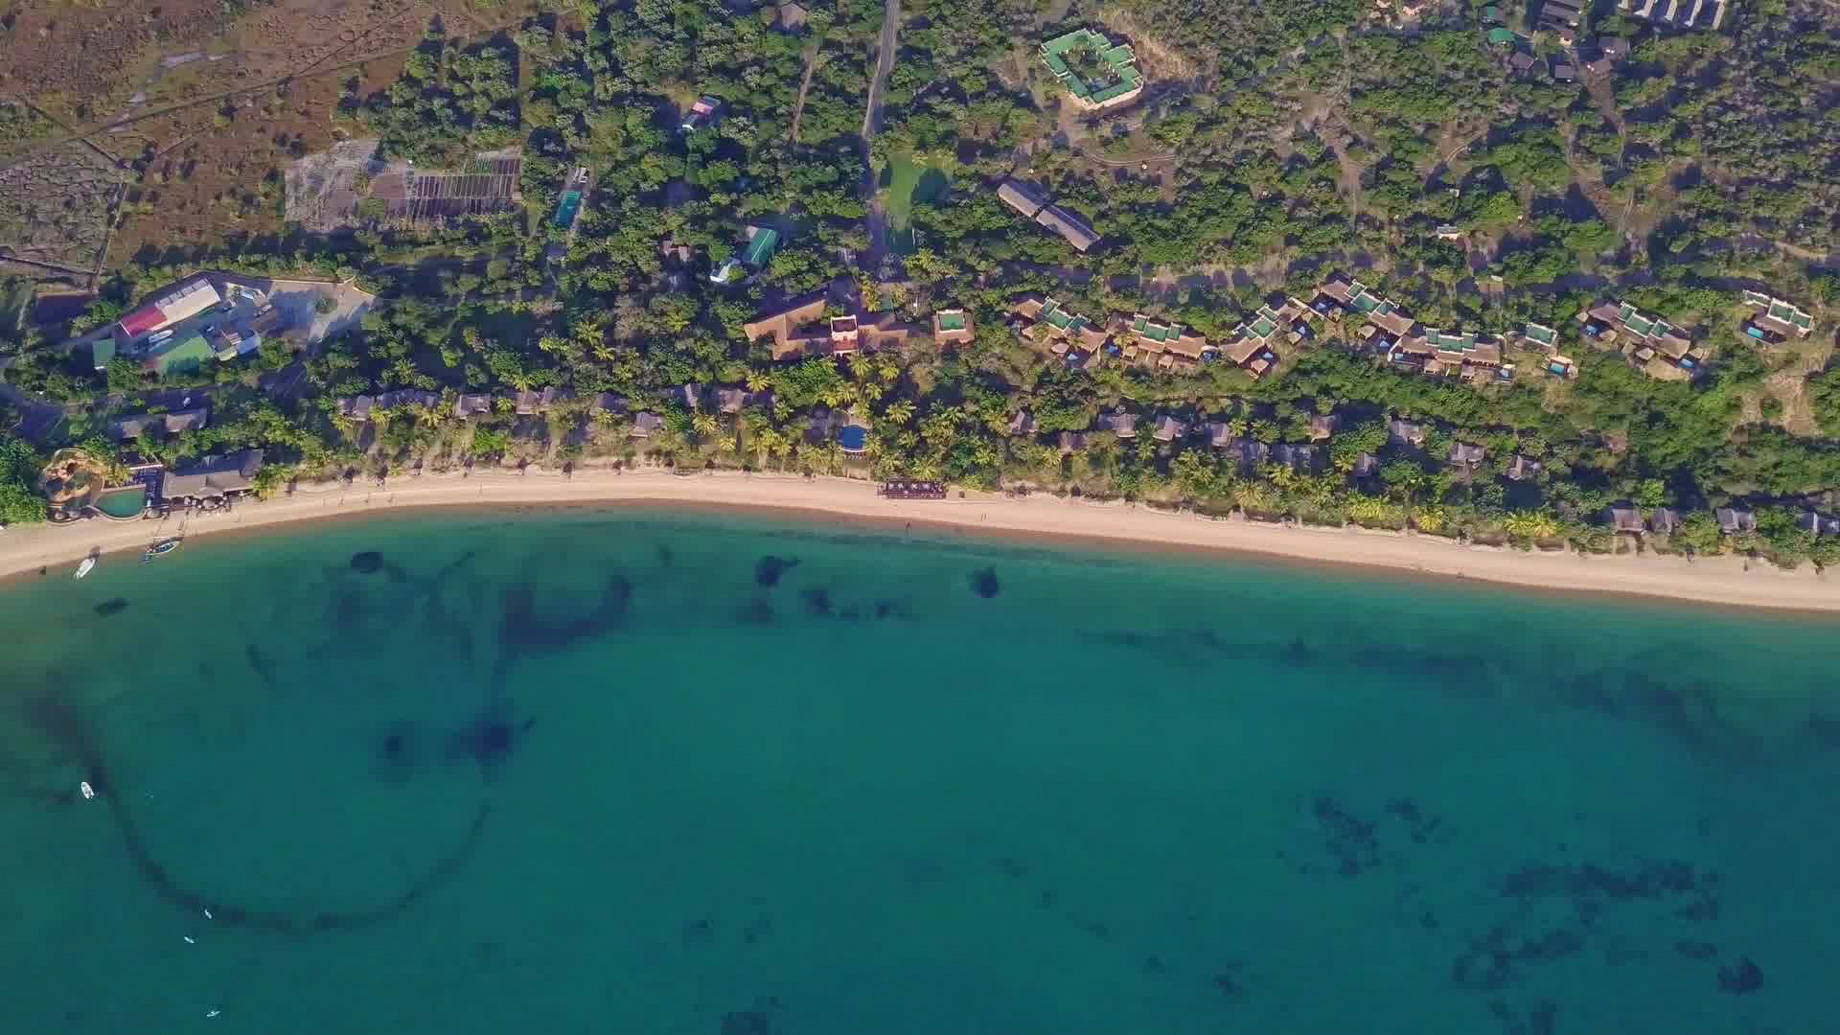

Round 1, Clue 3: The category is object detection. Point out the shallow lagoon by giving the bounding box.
[1,508,1835,1034]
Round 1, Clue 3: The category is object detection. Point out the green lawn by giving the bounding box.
[881,150,951,255]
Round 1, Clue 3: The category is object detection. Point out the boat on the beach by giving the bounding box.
[144,537,183,561]
[73,555,96,579]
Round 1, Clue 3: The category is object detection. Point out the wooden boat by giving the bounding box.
[144,537,183,561]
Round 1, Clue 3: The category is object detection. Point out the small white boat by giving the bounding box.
[80,781,95,800]
[74,556,96,579]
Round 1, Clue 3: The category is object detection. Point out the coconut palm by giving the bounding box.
[881,399,916,426]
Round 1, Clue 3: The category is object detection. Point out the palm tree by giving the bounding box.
[691,412,720,443]
[881,399,916,426]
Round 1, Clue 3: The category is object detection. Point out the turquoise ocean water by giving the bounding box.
[1,507,1836,1034]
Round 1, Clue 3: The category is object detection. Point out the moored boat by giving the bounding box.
[144,537,183,561]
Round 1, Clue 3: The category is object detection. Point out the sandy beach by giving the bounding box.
[1,466,1835,613]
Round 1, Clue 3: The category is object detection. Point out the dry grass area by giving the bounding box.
[0,0,231,124]
[105,53,406,266]
[2,0,516,152]
[0,141,121,272]
[1752,337,1832,437]
[0,0,523,273]
[1093,9,1200,83]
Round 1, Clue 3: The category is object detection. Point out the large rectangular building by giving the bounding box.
[115,277,221,341]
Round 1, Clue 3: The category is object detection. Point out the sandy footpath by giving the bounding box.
[1,467,1835,614]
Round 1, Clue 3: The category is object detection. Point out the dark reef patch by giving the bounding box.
[498,574,632,654]
[720,1010,773,1035]
[969,567,1000,598]
[375,722,421,783]
[1211,963,1246,1002]
[245,644,276,688]
[1675,939,1718,960]
[1386,798,1442,844]
[448,713,536,776]
[349,551,384,574]
[799,587,832,617]
[1717,956,1762,994]
[1499,860,1716,911]
[873,598,914,620]
[92,598,128,617]
[754,556,799,587]
[1487,999,1556,1035]
[1311,795,1381,877]
[735,598,774,625]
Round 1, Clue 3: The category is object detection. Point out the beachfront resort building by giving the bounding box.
[992,178,1102,252]
[1740,291,1814,344]
[159,449,264,507]
[1038,28,1146,110]
[743,294,918,360]
[1579,300,1707,379]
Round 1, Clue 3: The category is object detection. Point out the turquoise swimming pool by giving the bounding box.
[553,190,582,229]
[94,485,147,519]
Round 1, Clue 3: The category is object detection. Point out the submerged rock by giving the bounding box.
[970,567,1000,598]
[350,551,384,574]
[93,598,128,617]
[754,555,799,587]
[1718,956,1763,994]
[374,722,421,782]
[721,1011,773,1035]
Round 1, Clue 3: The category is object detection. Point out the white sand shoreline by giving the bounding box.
[1,467,1835,614]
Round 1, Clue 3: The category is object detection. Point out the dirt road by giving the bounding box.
[859,0,901,267]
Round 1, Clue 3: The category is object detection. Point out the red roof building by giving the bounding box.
[117,305,166,338]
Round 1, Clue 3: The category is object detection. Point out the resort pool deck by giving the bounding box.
[93,485,148,520]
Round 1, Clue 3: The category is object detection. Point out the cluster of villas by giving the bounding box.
[1011,406,1501,488]
[330,383,881,453]
[1574,292,1813,380]
[1005,294,1313,379]
[992,272,1555,385]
